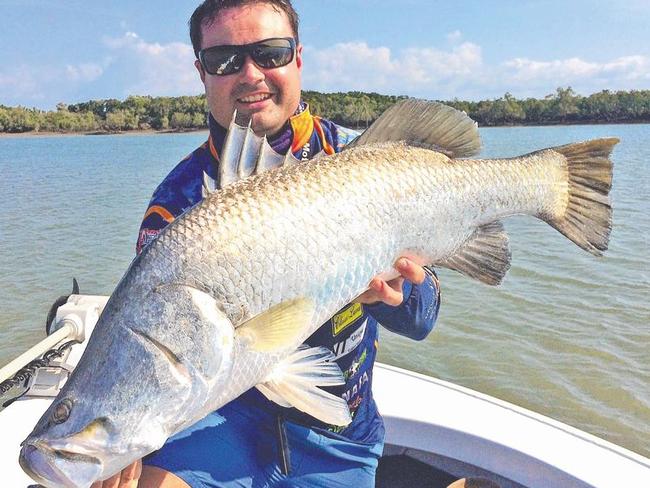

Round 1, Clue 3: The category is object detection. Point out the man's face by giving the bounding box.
[196,3,302,136]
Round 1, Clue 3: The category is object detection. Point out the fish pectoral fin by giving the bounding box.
[345,98,481,158]
[236,298,314,352]
[256,345,352,426]
[437,221,511,286]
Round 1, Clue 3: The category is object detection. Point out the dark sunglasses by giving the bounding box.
[198,37,296,76]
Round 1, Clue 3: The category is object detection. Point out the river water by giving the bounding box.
[0,123,648,458]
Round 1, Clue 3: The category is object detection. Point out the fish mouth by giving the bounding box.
[20,442,103,487]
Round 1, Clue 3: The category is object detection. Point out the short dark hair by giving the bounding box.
[189,0,300,58]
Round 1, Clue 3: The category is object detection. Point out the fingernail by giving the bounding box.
[397,258,408,269]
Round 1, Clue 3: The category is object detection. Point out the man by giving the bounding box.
[95,1,440,486]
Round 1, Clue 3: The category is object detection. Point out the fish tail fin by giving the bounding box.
[546,138,618,256]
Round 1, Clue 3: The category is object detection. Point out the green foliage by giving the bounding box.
[170,112,193,129]
[446,88,650,126]
[104,109,139,131]
[1,106,41,132]
[2,89,649,134]
[0,107,10,132]
[302,90,405,127]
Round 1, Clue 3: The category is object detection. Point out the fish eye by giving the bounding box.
[51,398,73,424]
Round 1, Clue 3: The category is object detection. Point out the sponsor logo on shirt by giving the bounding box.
[343,348,368,380]
[348,395,363,411]
[332,303,363,336]
[301,142,311,161]
[332,319,367,359]
[342,371,369,402]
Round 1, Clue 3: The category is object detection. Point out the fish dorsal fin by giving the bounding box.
[202,170,217,198]
[236,298,314,352]
[309,149,328,161]
[437,221,511,285]
[216,111,301,189]
[256,345,352,426]
[347,98,481,158]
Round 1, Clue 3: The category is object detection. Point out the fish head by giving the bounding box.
[19,367,178,487]
[20,442,101,488]
[20,283,237,487]
[19,395,146,487]
[19,408,123,488]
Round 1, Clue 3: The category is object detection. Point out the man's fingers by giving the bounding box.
[89,461,142,488]
[394,258,426,285]
[93,472,120,488]
[355,258,428,306]
[371,278,403,306]
[121,460,142,484]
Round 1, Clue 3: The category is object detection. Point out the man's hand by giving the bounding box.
[90,460,141,488]
[355,257,427,306]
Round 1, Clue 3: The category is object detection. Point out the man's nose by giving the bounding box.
[238,56,265,84]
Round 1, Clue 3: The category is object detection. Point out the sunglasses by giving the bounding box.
[198,37,296,76]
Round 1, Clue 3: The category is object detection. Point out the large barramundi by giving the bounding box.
[20,100,617,487]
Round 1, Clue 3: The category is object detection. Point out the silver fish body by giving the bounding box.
[20,100,617,487]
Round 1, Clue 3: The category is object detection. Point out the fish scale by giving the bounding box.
[20,100,617,487]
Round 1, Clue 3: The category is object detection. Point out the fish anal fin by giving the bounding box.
[438,221,511,286]
[237,298,314,352]
[256,346,352,426]
[347,98,481,158]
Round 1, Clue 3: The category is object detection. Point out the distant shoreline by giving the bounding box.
[2,88,648,134]
[1,119,648,138]
[0,128,210,139]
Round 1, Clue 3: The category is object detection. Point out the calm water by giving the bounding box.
[0,124,648,458]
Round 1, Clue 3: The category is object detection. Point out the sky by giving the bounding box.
[1,0,649,110]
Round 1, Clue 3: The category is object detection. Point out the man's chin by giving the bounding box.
[215,101,291,137]
[247,112,287,137]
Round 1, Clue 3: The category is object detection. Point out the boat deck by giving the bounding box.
[377,454,458,487]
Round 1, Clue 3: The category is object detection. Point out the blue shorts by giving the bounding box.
[144,400,384,488]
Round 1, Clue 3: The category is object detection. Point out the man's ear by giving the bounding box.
[295,43,303,71]
[195,59,206,83]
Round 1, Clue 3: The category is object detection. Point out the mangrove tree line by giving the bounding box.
[1,87,649,134]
